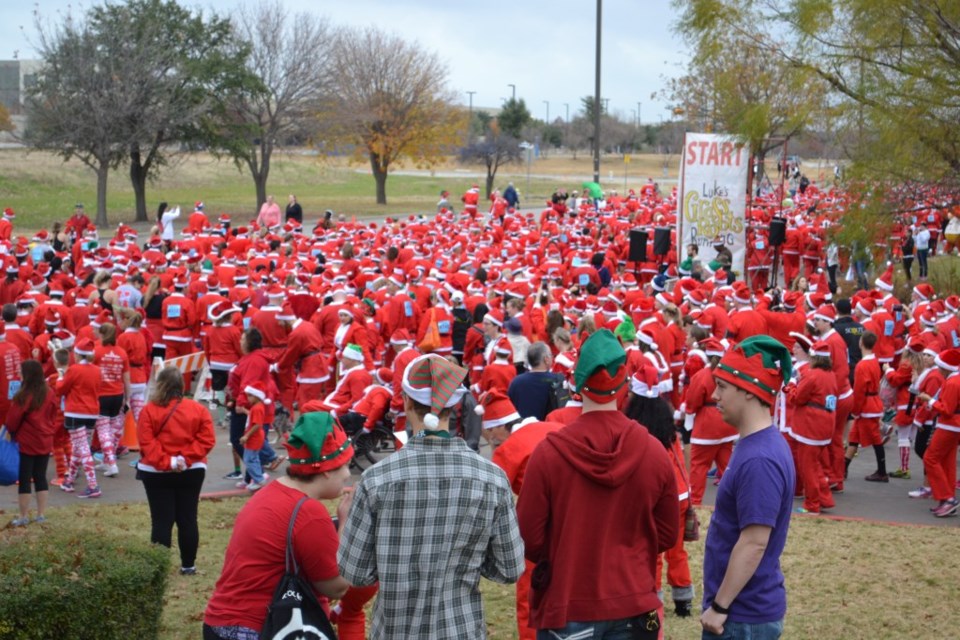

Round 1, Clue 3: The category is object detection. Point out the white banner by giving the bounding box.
[677,133,748,276]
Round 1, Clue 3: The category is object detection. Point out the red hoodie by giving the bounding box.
[516,410,679,629]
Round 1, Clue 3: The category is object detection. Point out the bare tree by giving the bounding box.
[322,27,466,205]
[227,0,334,211]
[460,121,523,198]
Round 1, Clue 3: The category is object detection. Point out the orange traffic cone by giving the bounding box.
[120,411,139,451]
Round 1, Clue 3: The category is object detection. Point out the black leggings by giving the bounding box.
[18,453,50,494]
[141,468,205,568]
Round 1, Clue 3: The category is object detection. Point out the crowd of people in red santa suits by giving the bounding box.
[2,181,960,506]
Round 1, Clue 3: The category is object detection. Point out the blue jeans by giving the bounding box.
[229,410,276,478]
[242,448,264,484]
[536,611,660,640]
[917,249,929,278]
[702,620,783,640]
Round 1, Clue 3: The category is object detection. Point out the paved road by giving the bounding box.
[3,420,957,528]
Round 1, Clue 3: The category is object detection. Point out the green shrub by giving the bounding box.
[0,527,169,640]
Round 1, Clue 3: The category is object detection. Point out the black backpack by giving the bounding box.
[260,497,338,640]
[544,373,570,415]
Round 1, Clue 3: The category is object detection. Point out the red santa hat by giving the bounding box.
[789,331,814,354]
[483,308,504,328]
[813,304,836,324]
[473,389,521,429]
[375,367,393,386]
[276,302,296,322]
[854,297,876,316]
[630,357,661,398]
[810,340,831,358]
[389,329,412,345]
[74,338,96,358]
[493,337,513,361]
[874,262,895,292]
[209,300,239,322]
[913,283,935,301]
[45,308,62,326]
[243,380,272,405]
[699,338,726,359]
[935,349,960,372]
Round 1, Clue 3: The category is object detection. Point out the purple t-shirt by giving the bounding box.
[702,425,795,623]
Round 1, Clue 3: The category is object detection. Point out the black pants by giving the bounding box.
[210,370,228,392]
[915,425,934,459]
[141,468,205,568]
[827,264,838,294]
[18,453,50,494]
[902,256,913,281]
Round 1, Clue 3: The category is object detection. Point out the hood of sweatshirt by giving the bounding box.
[543,410,653,488]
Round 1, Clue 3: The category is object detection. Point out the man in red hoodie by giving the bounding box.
[517,328,678,639]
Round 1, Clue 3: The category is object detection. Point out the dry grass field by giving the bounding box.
[3,498,958,639]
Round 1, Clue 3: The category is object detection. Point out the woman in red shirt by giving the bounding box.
[137,366,216,575]
[55,338,102,498]
[204,411,354,639]
[93,322,131,477]
[117,308,150,424]
[6,360,59,525]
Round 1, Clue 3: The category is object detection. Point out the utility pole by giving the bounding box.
[543,101,550,123]
[508,84,516,101]
[637,101,642,127]
[466,91,475,114]
[466,91,476,141]
[593,0,602,183]
[564,103,570,123]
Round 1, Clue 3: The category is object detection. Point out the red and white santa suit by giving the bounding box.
[683,366,738,505]
[461,186,480,218]
[389,343,421,443]
[923,361,960,503]
[350,378,393,433]
[275,317,330,411]
[314,356,372,418]
[849,353,884,447]
[161,286,198,378]
[819,322,854,489]
[492,418,566,640]
[781,222,803,284]
[118,326,150,423]
[786,357,837,513]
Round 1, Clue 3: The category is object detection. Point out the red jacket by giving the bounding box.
[930,372,960,432]
[352,384,392,429]
[227,350,278,421]
[204,324,243,370]
[5,388,59,455]
[492,420,565,495]
[852,355,883,419]
[390,346,420,413]
[277,320,328,384]
[684,367,738,444]
[118,328,150,385]
[786,366,836,444]
[884,362,914,426]
[251,306,288,349]
[516,410,679,629]
[137,398,216,471]
[161,292,197,341]
[912,367,944,428]
[726,308,768,344]
[321,366,372,412]
[56,361,101,419]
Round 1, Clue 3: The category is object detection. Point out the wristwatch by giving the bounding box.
[710,601,731,615]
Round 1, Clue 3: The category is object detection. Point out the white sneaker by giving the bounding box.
[908,486,932,499]
[95,463,109,472]
[246,481,264,491]
[103,465,120,477]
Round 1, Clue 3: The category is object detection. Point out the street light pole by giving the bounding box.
[637,101,641,127]
[543,100,549,123]
[564,103,570,123]
[467,91,475,114]
[508,84,516,101]
[593,0,602,184]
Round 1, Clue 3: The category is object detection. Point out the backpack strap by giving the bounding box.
[285,496,310,576]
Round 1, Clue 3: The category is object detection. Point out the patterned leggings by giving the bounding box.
[66,427,98,489]
[94,417,117,466]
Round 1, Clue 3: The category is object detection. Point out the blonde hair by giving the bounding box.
[150,367,184,405]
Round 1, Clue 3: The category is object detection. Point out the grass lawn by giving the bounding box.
[0,150,676,233]
[3,498,959,639]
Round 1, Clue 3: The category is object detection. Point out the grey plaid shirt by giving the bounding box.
[338,435,525,639]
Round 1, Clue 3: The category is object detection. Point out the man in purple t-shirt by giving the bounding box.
[702,336,796,640]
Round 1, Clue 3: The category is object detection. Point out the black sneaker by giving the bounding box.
[674,601,693,618]
[180,567,197,576]
[223,471,242,480]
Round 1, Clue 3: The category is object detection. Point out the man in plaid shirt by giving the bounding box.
[338,354,525,639]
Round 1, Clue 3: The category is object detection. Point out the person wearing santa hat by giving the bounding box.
[684,338,738,505]
[338,354,524,639]
[379,272,421,347]
[55,338,103,498]
[205,411,354,639]
[517,329,678,639]
[844,331,888,482]
[461,184,480,218]
[385,329,419,445]
[701,336,795,638]
[907,338,946,499]
[786,340,838,514]
[238,380,272,491]
[92,322,131,477]
[340,367,393,440]
[203,301,244,426]
[161,275,198,387]
[812,304,855,493]
[273,303,330,415]
[917,348,960,517]
[476,337,517,396]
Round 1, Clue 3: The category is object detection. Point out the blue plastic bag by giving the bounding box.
[0,427,19,486]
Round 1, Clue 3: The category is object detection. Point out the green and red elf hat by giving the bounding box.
[713,335,792,408]
[284,411,353,475]
[573,329,628,403]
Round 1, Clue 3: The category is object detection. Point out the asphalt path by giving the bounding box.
[3,418,957,529]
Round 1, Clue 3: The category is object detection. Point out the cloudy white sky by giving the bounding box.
[1,0,690,123]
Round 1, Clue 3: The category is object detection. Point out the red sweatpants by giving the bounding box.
[923,428,960,502]
[795,441,834,512]
[335,584,378,640]
[517,560,535,640]
[689,442,733,505]
[655,501,692,597]
[782,253,800,284]
[828,395,854,486]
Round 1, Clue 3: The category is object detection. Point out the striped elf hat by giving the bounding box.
[401,354,468,428]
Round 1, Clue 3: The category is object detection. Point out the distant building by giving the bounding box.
[0,59,41,115]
